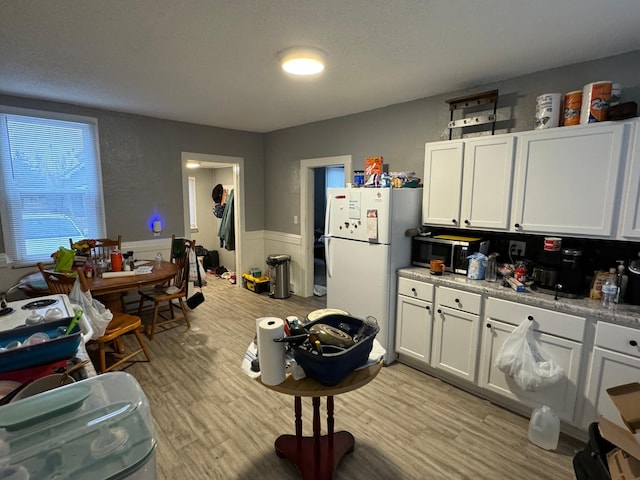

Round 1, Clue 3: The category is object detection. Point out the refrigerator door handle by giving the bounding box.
[324,193,333,278]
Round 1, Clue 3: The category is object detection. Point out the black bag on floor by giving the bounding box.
[202,250,219,271]
[187,253,205,310]
[573,422,614,480]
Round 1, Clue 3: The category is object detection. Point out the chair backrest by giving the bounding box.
[68,236,122,263]
[91,236,122,263]
[38,262,89,294]
[170,238,194,294]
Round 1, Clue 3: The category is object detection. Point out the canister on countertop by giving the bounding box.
[543,237,562,252]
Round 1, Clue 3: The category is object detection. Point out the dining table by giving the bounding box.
[86,260,178,313]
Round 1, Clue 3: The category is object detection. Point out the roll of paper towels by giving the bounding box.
[535,93,562,129]
[580,81,612,124]
[256,317,286,385]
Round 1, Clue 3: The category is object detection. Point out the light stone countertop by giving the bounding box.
[398,267,640,330]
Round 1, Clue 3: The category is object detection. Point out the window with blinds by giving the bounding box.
[0,106,107,266]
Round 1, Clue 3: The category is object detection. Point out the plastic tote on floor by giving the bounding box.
[0,372,158,479]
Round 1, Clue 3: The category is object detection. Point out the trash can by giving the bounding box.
[266,254,291,299]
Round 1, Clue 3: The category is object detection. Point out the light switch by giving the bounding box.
[293,215,298,225]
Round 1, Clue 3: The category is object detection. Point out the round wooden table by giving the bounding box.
[261,360,382,480]
[86,260,178,312]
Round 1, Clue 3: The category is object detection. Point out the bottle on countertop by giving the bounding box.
[601,268,619,310]
[616,260,628,302]
[155,252,162,268]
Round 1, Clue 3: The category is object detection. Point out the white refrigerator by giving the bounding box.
[324,187,422,364]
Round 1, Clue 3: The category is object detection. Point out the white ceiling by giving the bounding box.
[1,1,640,133]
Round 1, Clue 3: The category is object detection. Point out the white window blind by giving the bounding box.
[188,176,198,230]
[0,106,106,266]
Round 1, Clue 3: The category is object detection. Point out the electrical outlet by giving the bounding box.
[509,240,526,257]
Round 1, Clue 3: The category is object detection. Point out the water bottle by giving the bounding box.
[601,268,619,310]
[155,252,163,268]
[528,405,560,450]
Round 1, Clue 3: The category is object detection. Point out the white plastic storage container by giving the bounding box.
[0,372,157,479]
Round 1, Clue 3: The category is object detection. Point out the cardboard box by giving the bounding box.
[607,383,640,433]
[364,156,383,177]
[607,448,640,480]
[598,382,640,479]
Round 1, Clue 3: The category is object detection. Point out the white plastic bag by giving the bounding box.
[69,277,113,339]
[494,320,565,392]
[188,249,207,286]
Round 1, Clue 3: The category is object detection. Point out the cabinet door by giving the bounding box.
[478,318,582,423]
[512,123,627,237]
[582,349,640,429]
[423,140,464,227]
[432,305,479,382]
[460,136,515,230]
[395,295,433,364]
[619,120,640,239]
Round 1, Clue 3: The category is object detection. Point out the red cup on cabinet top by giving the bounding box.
[543,237,562,252]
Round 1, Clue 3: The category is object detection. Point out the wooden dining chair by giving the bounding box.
[137,237,194,339]
[37,262,151,374]
[69,235,122,263]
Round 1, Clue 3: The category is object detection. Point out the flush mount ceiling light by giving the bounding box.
[186,161,200,169]
[279,47,326,76]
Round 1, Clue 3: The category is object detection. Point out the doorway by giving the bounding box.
[300,155,352,297]
[181,152,245,282]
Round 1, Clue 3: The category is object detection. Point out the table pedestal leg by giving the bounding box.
[275,395,354,480]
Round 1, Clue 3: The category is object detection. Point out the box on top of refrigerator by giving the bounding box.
[0,372,157,479]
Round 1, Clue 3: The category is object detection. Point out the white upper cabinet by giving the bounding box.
[619,120,640,239]
[423,136,515,230]
[460,136,515,230]
[511,122,628,237]
[422,140,464,227]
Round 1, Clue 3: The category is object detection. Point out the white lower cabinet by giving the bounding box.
[395,278,434,364]
[432,287,482,382]
[582,322,640,429]
[478,298,585,423]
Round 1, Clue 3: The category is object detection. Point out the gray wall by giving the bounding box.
[0,95,264,253]
[263,50,640,234]
[3,49,640,256]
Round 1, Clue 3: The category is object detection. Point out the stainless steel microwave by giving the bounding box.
[411,235,490,274]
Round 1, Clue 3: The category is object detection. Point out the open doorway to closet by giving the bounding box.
[181,152,245,282]
[300,155,352,298]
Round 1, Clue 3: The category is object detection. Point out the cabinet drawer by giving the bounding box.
[595,322,640,358]
[398,278,434,302]
[485,297,585,342]
[436,286,481,315]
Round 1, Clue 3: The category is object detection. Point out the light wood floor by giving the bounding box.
[116,274,585,480]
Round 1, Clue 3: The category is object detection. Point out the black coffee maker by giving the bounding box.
[625,260,640,305]
[558,248,585,298]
